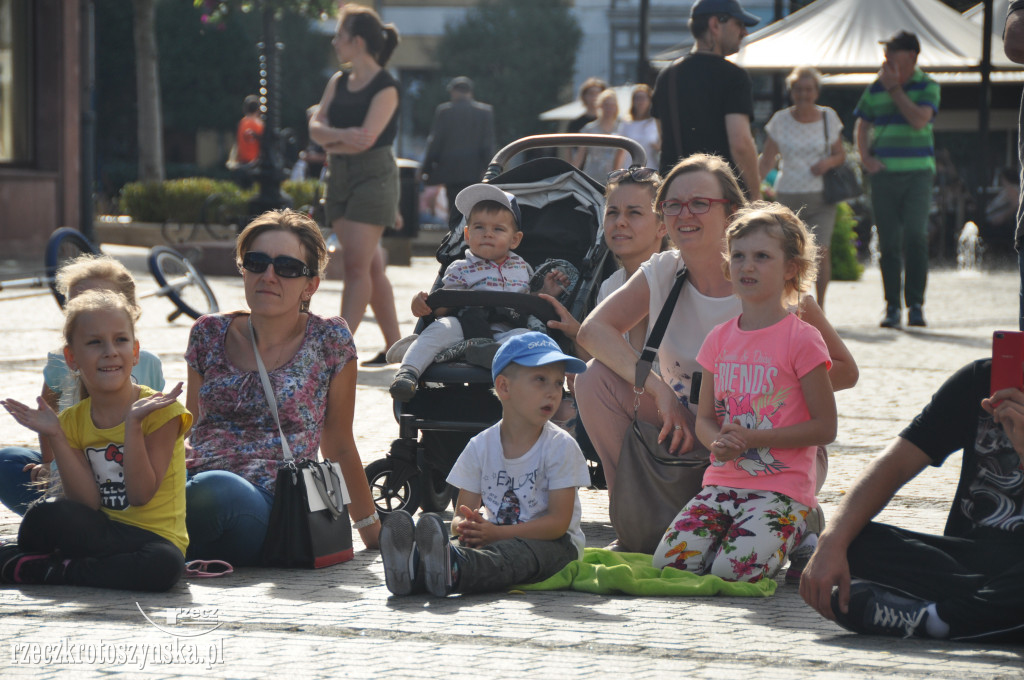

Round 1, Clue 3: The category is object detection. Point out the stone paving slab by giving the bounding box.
[0,248,1022,678]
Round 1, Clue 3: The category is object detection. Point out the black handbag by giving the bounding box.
[248,318,354,569]
[608,267,710,554]
[822,112,862,204]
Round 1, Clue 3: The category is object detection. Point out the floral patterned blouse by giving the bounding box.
[184,312,356,491]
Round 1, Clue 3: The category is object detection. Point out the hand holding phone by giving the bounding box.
[991,331,1024,400]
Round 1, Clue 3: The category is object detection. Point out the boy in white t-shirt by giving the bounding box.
[380,332,592,597]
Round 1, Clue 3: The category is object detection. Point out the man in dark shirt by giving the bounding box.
[651,0,761,199]
[801,359,1024,642]
[422,76,496,213]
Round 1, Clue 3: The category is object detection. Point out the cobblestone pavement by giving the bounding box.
[0,246,1022,678]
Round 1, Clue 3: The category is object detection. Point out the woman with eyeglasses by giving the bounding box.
[575,154,857,553]
[183,210,381,566]
[310,3,402,363]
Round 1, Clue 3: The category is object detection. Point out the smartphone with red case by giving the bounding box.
[991,330,1024,397]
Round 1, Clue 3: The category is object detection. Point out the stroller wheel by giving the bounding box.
[419,470,458,514]
[366,458,421,517]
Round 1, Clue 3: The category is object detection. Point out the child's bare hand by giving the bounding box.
[2,397,61,437]
[411,291,432,317]
[538,270,569,298]
[128,382,183,424]
[711,419,748,461]
[454,504,497,547]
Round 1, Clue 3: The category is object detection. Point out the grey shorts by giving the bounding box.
[324,146,399,228]
[776,191,837,249]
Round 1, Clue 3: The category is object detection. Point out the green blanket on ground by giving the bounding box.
[515,548,777,597]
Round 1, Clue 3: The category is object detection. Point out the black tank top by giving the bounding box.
[326,69,399,150]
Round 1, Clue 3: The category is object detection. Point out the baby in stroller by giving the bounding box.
[389,183,569,402]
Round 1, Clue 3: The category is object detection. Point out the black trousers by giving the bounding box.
[848,522,1024,642]
[19,500,184,592]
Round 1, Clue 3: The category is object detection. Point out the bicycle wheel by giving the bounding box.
[45,228,101,308]
[147,246,219,321]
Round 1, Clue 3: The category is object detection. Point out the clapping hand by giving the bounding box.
[2,397,61,438]
[127,382,184,424]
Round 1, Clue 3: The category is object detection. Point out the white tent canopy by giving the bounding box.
[730,0,1021,72]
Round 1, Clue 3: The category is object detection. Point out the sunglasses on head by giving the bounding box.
[607,166,659,184]
[241,251,315,278]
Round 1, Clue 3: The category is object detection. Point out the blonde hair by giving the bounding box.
[63,289,137,349]
[596,89,618,111]
[55,254,140,321]
[786,66,822,92]
[236,209,328,313]
[725,201,818,300]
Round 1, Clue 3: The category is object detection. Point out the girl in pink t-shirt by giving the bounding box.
[652,203,837,582]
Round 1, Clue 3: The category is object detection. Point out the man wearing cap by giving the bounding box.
[422,76,496,213]
[854,31,940,329]
[651,0,762,199]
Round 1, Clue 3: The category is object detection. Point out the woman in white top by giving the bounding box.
[615,84,660,171]
[575,154,857,512]
[759,67,846,309]
[574,90,622,181]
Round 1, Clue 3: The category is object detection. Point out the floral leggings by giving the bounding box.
[651,485,809,582]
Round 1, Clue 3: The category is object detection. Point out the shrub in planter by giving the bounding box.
[119,178,252,223]
[831,201,864,281]
[282,179,320,213]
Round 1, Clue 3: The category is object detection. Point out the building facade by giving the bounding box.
[0,0,82,251]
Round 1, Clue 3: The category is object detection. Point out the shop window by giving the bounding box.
[0,0,31,163]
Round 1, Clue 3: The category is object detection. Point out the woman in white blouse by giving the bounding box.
[759,67,845,309]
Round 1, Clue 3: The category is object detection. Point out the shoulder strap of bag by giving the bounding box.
[634,267,688,391]
[249,317,293,462]
[822,107,829,156]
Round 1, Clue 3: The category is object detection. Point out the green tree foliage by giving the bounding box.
[97,0,331,193]
[433,0,581,145]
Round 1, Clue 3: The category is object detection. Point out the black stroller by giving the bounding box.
[365,134,646,517]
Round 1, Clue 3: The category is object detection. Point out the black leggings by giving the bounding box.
[19,500,184,592]
[848,522,1024,642]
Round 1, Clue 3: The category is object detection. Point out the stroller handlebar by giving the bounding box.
[484,134,647,181]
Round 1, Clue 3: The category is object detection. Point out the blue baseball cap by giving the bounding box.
[455,183,522,229]
[690,0,760,26]
[491,332,587,382]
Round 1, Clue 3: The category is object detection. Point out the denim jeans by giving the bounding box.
[185,470,274,566]
[870,170,935,309]
[0,446,42,515]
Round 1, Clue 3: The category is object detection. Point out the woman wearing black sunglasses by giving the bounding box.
[183,210,381,566]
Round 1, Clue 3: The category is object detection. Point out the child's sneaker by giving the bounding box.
[415,513,457,597]
[831,580,930,638]
[380,510,417,596]
[0,545,67,585]
[389,369,420,402]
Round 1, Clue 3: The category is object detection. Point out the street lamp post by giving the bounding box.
[249,4,293,216]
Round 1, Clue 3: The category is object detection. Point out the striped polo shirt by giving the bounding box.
[853,69,940,173]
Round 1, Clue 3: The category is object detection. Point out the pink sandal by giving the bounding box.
[184,560,234,578]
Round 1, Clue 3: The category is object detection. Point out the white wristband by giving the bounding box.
[352,511,380,530]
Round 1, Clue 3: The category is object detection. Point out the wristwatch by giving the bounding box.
[352,511,380,530]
